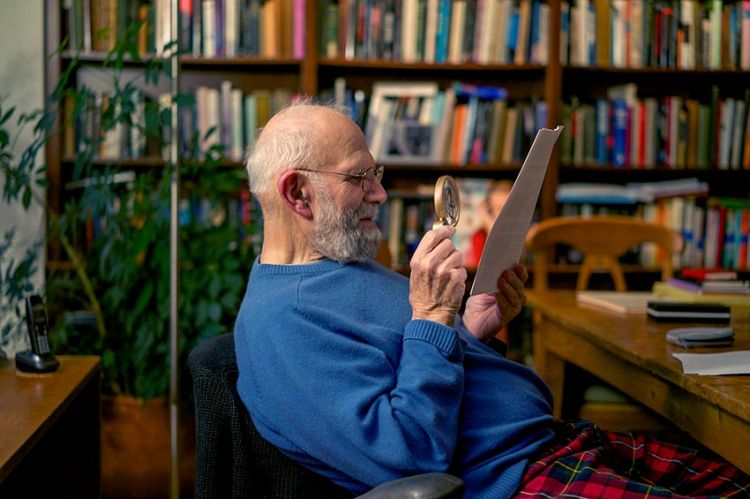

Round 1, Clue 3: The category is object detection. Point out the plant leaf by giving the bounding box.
[22,187,31,209]
[0,107,14,125]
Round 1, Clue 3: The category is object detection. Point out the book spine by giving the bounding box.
[611,98,628,167]
[434,0,451,63]
[203,0,216,57]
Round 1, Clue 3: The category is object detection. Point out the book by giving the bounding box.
[594,0,610,66]
[652,281,750,308]
[667,277,750,294]
[649,302,732,324]
[681,268,738,281]
[576,291,654,314]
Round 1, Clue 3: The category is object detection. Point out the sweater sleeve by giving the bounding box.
[241,312,466,492]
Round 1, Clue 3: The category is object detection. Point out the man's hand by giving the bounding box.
[409,226,467,327]
[462,265,528,343]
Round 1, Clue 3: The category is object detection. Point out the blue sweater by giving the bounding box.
[235,258,555,498]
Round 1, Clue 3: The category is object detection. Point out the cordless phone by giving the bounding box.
[15,295,60,373]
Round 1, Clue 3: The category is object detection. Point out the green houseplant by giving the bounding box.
[1,29,259,496]
[1,41,257,399]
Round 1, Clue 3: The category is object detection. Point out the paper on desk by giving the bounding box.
[673,351,750,375]
[470,126,563,296]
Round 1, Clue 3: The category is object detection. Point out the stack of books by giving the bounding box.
[668,269,750,295]
[652,268,750,308]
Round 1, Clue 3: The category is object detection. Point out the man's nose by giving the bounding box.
[364,176,387,204]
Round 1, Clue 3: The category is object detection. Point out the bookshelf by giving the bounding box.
[43,0,750,274]
[556,0,750,276]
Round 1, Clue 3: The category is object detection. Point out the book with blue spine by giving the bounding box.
[506,3,519,61]
[611,98,628,167]
[434,0,452,62]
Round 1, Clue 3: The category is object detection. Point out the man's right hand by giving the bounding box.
[408,225,467,327]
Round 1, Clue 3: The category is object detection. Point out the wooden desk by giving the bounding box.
[0,355,100,498]
[526,290,750,475]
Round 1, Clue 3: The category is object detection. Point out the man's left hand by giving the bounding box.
[462,265,528,343]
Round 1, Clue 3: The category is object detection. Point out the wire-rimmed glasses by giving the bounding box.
[295,165,384,191]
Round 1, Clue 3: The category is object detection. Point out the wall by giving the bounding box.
[0,0,45,356]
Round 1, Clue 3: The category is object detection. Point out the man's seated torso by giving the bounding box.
[235,258,555,498]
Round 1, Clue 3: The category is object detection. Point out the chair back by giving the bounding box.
[374,239,392,268]
[525,215,683,291]
[188,333,352,498]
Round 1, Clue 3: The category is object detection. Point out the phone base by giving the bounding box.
[15,350,60,373]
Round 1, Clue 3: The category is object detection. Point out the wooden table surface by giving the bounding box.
[0,355,100,480]
[526,290,750,473]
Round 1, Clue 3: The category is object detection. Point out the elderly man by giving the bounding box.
[234,102,749,498]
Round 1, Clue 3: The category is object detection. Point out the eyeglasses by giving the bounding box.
[295,164,385,192]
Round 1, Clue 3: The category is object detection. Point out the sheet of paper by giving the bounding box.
[470,126,563,296]
[673,351,750,375]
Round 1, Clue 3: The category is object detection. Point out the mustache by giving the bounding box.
[355,203,379,219]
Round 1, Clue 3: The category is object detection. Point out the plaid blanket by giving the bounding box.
[515,420,750,498]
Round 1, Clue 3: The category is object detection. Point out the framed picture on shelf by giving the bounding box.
[366,81,442,164]
[381,122,441,164]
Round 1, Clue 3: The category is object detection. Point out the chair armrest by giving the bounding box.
[356,473,464,499]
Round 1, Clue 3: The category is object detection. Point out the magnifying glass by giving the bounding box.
[433,175,460,228]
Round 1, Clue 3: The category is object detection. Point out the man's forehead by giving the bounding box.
[265,105,369,165]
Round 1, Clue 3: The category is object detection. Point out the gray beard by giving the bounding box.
[312,187,381,263]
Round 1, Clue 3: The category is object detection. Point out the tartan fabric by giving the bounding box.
[515,420,750,498]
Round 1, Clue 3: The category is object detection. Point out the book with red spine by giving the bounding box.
[681,267,738,281]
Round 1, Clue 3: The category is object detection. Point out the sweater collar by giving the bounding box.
[252,255,356,276]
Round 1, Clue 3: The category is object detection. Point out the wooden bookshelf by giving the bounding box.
[43,0,750,272]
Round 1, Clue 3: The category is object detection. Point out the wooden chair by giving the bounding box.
[525,215,683,432]
[375,239,392,268]
[526,215,683,292]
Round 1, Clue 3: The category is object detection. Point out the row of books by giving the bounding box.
[62,83,297,161]
[64,0,151,53]
[364,81,547,166]
[185,84,295,159]
[556,178,709,205]
[560,83,750,170]
[64,0,306,58]
[700,197,750,271]
[63,90,167,160]
[64,0,750,71]
[563,0,750,70]
[72,170,263,251]
[635,197,745,272]
[556,186,750,272]
[177,0,306,58]
[319,0,550,65]
[379,189,435,267]
[381,177,749,274]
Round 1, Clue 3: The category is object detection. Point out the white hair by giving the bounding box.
[245,99,350,200]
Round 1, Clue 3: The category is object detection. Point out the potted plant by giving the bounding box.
[0,32,259,496]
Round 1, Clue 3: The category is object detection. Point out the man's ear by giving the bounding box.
[277,170,314,219]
